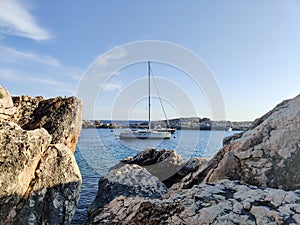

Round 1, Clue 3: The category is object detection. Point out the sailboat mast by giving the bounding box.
[148,61,151,130]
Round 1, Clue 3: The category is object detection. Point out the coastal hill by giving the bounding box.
[0,86,82,225]
[87,94,300,224]
[82,117,252,131]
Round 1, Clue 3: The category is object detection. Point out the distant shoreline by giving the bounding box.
[82,117,252,131]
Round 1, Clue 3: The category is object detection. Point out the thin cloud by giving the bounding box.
[0,45,84,81]
[28,77,62,86]
[0,68,77,95]
[0,46,60,66]
[0,0,52,40]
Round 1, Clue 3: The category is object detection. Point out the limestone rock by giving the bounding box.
[0,86,16,121]
[86,179,300,225]
[88,164,167,216]
[176,94,300,191]
[0,87,82,225]
[13,96,82,153]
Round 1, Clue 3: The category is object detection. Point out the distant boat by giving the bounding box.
[119,62,171,139]
[119,129,171,139]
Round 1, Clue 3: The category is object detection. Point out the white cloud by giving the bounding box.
[0,0,52,40]
[0,45,84,80]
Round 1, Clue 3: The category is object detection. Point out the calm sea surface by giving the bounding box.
[71,128,240,224]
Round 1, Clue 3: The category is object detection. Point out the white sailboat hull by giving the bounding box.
[119,130,171,139]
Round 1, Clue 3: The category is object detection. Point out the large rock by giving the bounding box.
[86,179,300,225]
[88,164,167,216]
[175,94,300,191]
[0,86,82,225]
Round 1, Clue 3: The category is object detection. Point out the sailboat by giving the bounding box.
[119,62,171,139]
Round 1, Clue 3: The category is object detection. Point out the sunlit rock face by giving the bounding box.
[0,85,82,225]
[176,94,300,191]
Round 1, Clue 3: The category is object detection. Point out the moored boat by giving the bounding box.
[119,62,171,140]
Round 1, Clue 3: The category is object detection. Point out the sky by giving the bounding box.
[0,0,299,121]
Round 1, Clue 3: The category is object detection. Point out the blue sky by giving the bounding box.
[0,0,299,121]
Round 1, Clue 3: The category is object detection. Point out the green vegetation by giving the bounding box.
[0,91,3,99]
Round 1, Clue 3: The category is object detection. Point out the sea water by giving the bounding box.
[71,128,240,224]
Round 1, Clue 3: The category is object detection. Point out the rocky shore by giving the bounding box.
[0,86,82,224]
[1,83,299,225]
[87,94,300,224]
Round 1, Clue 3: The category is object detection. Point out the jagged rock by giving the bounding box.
[13,96,82,153]
[86,179,300,225]
[88,164,167,216]
[0,86,82,225]
[0,86,16,121]
[175,94,300,191]
[110,148,184,186]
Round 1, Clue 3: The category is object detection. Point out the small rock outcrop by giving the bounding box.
[87,164,167,216]
[0,85,82,225]
[110,148,183,186]
[176,94,300,191]
[87,179,300,225]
